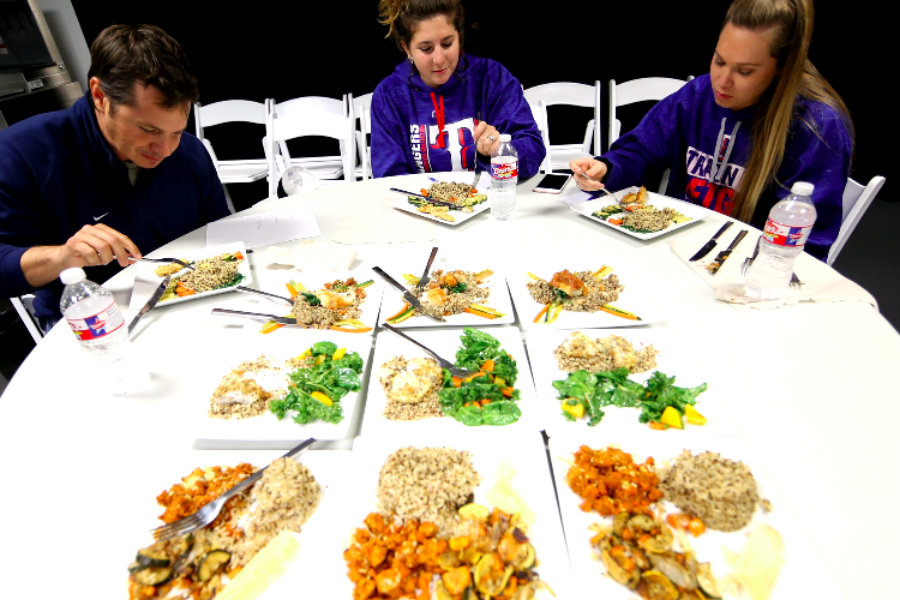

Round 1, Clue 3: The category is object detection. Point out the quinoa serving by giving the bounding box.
[289,277,367,329]
[554,331,658,373]
[378,356,445,420]
[407,269,491,319]
[528,269,623,312]
[657,450,762,532]
[161,253,244,301]
[376,447,481,534]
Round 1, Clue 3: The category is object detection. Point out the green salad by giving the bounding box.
[269,341,364,425]
[552,368,707,427]
[438,327,521,426]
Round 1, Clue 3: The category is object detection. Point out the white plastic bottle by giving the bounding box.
[745,181,817,300]
[490,133,518,220]
[60,267,146,393]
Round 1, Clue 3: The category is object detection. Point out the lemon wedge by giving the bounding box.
[215,530,301,600]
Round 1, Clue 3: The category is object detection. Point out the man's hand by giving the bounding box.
[21,224,142,288]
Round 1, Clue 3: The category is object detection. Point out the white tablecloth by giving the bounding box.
[1,173,896,599]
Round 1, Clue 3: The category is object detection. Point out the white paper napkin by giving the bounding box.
[669,220,877,309]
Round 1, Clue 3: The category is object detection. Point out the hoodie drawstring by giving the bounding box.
[430,92,446,149]
[712,117,741,183]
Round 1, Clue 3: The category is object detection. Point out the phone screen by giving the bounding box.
[533,173,572,193]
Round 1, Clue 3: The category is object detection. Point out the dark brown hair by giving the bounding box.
[378,0,465,51]
[87,24,199,112]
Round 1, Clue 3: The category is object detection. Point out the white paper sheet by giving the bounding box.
[206,207,322,248]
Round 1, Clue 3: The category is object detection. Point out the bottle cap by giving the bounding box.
[60,267,87,285]
[499,133,511,142]
[791,181,814,197]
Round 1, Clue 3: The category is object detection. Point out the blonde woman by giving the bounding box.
[371,0,545,179]
[571,0,852,260]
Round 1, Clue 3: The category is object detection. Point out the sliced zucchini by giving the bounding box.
[198,549,231,582]
[131,566,174,586]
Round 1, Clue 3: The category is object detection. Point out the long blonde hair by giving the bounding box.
[726,0,853,222]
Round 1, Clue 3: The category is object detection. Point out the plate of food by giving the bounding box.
[570,185,707,240]
[308,429,574,600]
[547,433,841,600]
[508,264,661,330]
[223,270,384,335]
[129,242,252,310]
[524,328,737,437]
[390,174,490,225]
[124,446,350,600]
[376,258,514,327]
[361,326,538,436]
[187,328,373,448]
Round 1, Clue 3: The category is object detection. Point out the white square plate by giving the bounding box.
[570,186,707,240]
[224,269,384,335]
[300,430,574,599]
[548,433,843,600]
[129,242,252,310]
[376,259,515,328]
[361,326,539,436]
[524,327,738,437]
[508,263,663,331]
[389,172,491,226]
[189,327,374,448]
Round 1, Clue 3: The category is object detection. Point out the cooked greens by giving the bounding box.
[270,341,364,425]
[552,368,707,426]
[438,327,521,426]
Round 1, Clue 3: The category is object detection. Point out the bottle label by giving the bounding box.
[490,159,518,181]
[65,302,125,341]
[762,218,812,248]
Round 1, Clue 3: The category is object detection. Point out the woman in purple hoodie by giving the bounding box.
[571,0,853,260]
[371,0,545,179]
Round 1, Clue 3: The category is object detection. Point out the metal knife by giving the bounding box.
[416,247,439,289]
[128,275,171,335]
[689,221,734,261]
[372,266,445,322]
[708,230,748,275]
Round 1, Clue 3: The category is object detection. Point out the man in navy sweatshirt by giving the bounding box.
[0,24,229,331]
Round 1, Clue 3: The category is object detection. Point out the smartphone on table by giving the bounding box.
[532,172,572,194]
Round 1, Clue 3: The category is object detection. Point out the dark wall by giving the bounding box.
[71,1,890,203]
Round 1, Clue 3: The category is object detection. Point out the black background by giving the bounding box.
[70,1,890,210]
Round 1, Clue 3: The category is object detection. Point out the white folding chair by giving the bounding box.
[350,92,373,180]
[193,99,271,184]
[523,81,602,173]
[828,175,886,265]
[265,95,356,197]
[608,77,692,191]
[10,294,43,344]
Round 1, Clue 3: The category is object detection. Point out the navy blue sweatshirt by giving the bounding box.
[0,92,229,322]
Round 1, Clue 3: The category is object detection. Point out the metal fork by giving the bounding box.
[150,438,317,542]
[742,235,804,287]
[211,308,299,325]
[236,285,293,304]
[129,256,195,270]
[381,323,477,379]
[472,111,484,187]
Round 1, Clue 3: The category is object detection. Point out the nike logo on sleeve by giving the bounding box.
[93,212,110,222]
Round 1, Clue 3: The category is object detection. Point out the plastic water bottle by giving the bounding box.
[490,134,518,220]
[281,165,319,196]
[745,181,817,300]
[59,267,146,393]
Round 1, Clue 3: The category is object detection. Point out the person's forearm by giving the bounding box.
[20,245,67,288]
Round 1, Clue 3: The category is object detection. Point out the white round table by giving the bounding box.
[1,173,896,599]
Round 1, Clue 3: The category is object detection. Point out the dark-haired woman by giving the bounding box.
[371,0,545,179]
